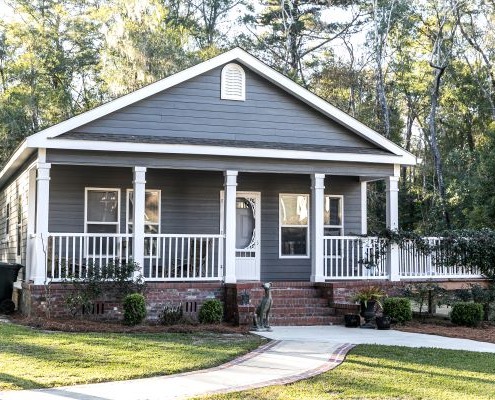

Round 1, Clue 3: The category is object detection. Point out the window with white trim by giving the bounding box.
[16,195,22,257]
[126,189,161,234]
[279,194,309,257]
[221,63,245,101]
[5,202,10,236]
[324,195,344,236]
[85,188,120,233]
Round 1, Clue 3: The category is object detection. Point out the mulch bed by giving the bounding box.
[8,314,250,334]
[395,317,495,344]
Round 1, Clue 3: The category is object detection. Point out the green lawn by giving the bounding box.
[201,345,495,400]
[0,323,264,391]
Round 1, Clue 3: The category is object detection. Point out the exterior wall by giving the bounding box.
[0,164,30,272]
[68,65,380,151]
[49,165,363,282]
[21,281,223,320]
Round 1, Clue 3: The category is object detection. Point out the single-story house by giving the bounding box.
[0,48,480,324]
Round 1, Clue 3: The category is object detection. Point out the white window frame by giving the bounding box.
[221,63,246,101]
[324,195,344,236]
[126,189,161,234]
[84,188,121,233]
[279,193,310,259]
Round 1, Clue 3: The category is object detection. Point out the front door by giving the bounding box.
[220,191,261,280]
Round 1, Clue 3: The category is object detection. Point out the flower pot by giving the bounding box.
[344,313,360,328]
[360,300,376,329]
[376,315,391,330]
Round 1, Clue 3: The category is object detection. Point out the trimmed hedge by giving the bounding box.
[383,297,412,323]
[198,299,223,324]
[123,293,147,326]
[450,302,483,327]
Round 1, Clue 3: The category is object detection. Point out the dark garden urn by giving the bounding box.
[360,300,376,329]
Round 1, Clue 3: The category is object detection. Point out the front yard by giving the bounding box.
[200,344,495,400]
[0,323,264,391]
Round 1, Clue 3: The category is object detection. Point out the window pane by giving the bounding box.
[324,228,341,236]
[324,197,341,226]
[280,194,308,225]
[128,191,159,224]
[87,190,118,222]
[87,224,118,233]
[281,227,307,256]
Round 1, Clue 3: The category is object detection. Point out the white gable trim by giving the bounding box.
[26,47,415,162]
[30,138,415,165]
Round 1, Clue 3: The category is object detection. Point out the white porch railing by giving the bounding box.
[399,237,482,279]
[47,233,133,280]
[323,236,389,280]
[46,233,223,281]
[142,234,223,281]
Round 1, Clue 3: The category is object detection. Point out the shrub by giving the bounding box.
[123,293,147,326]
[198,299,223,324]
[450,302,483,327]
[383,297,412,323]
[159,303,183,325]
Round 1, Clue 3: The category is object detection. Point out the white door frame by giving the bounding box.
[220,191,261,281]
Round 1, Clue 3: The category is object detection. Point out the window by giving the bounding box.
[5,203,10,236]
[17,196,22,256]
[221,63,245,101]
[85,188,120,233]
[279,194,309,257]
[324,195,344,236]
[126,189,161,234]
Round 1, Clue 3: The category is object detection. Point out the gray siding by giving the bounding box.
[49,165,362,281]
[65,65,383,151]
[47,150,395,177]
[0,165,30,269]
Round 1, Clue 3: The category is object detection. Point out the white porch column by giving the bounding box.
[25,167,37,283]
[132,167,146,270]
[33,163,51,285]
[360,181,368,235]
[223,170,237,283]
[310,173,325,283]
[386,174,400,281]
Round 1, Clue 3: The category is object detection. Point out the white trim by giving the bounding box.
[84,188,121,233]
[27,137,416,165]
[279,193,310,259]
[0,141,27,182]
[223,170,238,283]
[311,174,325,282]
[33,162,51,284]
[324,194,344,236]
[26,167,37,281]
[221,63,246,101]
[24,48,415,161]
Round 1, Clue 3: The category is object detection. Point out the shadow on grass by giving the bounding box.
[0,372,47,391]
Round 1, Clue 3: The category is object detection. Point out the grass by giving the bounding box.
[200,345,495,400]
[0,323,264,391]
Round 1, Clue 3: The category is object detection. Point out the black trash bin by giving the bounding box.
[0,262,23,314]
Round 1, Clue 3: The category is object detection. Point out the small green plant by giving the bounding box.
[351,286,385,307]
[123,293,147,326]
[383,297,412,323]
[159,303,183,325]
[450,302,483,327]
[400,282,447,316]
[198,299,223,324]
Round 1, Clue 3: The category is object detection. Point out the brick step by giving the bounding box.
[269,306,335,317]
[248,292,323,300]
[269,315,343,326]
[266,298,329,306]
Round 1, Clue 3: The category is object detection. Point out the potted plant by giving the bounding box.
[352,286,385,329]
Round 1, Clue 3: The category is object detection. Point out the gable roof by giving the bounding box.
[1,47,417,187]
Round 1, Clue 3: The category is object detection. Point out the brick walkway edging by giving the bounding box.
[202,342,356,396]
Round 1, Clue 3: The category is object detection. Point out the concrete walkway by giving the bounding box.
[2,326,495,400]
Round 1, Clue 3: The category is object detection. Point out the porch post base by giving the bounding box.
[310,274,325,283]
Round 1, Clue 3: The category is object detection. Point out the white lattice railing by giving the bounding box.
[399,237,482,279]
[46,233,224,281]
[142,234,223,281]
[323,236,389,280]
[47,233,133,280]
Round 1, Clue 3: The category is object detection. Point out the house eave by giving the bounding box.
[0,141,35,189]
[28,137,417,166]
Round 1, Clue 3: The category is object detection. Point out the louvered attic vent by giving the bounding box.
[221,63,245,101]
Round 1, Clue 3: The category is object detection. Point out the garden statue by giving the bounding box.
[253,282,273,331]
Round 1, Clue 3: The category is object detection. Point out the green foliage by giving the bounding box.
[382,297,412,323]
[351,286,385,308]
[450,302,483,327]
[198,299,223,324]
[63,261,145,318]
[159,303,183,325]
[123,293,147,326]
[451,283,495,321]
[399,282,447,316]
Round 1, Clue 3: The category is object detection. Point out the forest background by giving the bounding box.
[1,0,494,234]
